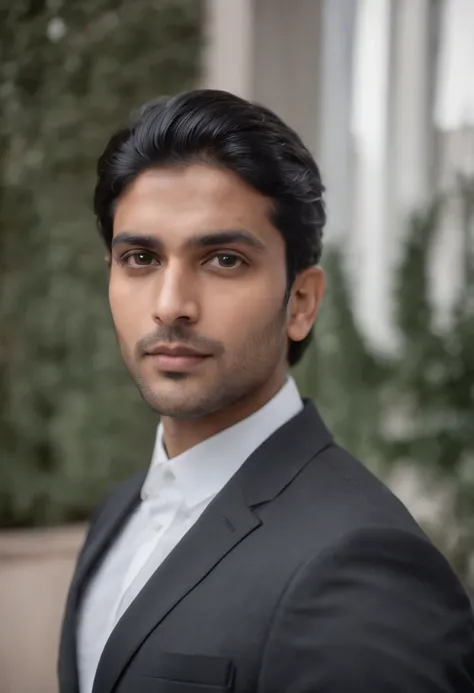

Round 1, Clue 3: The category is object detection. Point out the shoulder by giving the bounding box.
[293,441,428,538]
[259,526,474,692]
[291,525,468,606]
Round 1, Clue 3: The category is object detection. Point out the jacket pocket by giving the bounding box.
[133,652,234,692]
[133,677,232,693]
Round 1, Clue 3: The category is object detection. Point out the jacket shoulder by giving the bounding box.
[289,441,430,541]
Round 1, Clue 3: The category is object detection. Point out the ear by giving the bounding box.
[286,266,325,343]
[105,253,111,268]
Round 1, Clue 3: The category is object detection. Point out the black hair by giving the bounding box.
[94,89,326,366]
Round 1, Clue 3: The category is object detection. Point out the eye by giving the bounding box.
[208,253,245,270]
[122,251,158,268]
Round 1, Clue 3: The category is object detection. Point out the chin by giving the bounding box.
[136,371,256,421]
[147,399,216,420]
[138,382,217,420]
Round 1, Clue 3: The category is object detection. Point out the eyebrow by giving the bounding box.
[111,229,267,253]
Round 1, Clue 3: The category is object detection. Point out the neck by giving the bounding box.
[161,370,287,458]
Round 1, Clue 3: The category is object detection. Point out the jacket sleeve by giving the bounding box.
[258,527,474,692]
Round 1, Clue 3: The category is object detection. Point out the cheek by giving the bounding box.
[108,275,143,339]
[108,278,125,324]
[207,277,285,339]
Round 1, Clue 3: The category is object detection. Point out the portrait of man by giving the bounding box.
[58,89,474,693]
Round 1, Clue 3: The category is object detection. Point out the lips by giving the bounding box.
[145,345,211,371]
[146,345,209,358]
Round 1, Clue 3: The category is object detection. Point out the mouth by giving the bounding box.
[145,345,211,371]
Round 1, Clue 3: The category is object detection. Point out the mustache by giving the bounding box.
[136,325,224,358]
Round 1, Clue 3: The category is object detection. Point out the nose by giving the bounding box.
[152,262,199,326]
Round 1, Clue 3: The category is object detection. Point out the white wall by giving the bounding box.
[201,0,474,347]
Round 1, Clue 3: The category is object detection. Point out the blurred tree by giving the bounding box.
[0,0,201,527]
[295,178,474,588]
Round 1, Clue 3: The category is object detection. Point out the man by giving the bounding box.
[58,89,474,693]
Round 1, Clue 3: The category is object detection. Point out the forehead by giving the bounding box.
[113,164,278,244]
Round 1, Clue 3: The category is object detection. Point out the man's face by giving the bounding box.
[109,164,303,419]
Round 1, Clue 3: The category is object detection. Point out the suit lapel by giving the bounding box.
[241,399,333,507]
[92,485,260,693]
[76,475,144,591]
[91,400,332,693]
[58,473,144,693]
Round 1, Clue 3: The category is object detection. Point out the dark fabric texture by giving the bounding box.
[58,400,474,693]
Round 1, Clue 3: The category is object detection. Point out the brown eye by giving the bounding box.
[209,253,244,269]
[124,251,157,267]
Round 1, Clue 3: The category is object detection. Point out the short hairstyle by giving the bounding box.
[94,89,326,366]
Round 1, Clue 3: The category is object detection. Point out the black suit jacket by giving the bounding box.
[58,401,474,693]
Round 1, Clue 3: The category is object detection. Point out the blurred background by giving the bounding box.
[1,0,474,691]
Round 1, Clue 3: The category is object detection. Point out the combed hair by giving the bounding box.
[94,89,326,365]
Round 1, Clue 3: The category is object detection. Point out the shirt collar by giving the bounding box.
[142,377,303,509]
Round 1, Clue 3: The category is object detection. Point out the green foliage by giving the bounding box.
[294,250,391,472]
[296,179,474,585]
[0,0,201,527]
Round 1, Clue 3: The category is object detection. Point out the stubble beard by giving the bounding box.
[129,304,288,420]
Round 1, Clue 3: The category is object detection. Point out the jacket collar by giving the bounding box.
[59,399,332,693]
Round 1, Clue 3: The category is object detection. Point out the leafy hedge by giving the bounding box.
[0,0,201,527]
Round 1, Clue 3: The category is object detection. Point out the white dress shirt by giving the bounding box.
[77,377,303,693]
